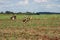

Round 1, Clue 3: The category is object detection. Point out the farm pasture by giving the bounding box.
[0,14,60,40]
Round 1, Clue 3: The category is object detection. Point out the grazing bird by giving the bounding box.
[23,16,32,23]
[10,15,16,20]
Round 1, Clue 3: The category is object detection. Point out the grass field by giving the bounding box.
[0,14,60,40]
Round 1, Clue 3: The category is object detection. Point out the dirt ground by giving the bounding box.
[0,26,60,40]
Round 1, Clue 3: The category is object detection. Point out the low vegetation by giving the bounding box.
[0,14,60,40]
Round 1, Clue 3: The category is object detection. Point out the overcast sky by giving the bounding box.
[0,0,60,12]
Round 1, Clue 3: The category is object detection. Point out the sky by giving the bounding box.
[0,0,60,13]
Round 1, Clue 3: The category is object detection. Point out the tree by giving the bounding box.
[36,12,40,15]
[0,12,4,14]
[5,11,14,14]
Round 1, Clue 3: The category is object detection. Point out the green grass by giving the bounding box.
[0,14,60,40]
[0,14,60,28]
[0,14,60,19]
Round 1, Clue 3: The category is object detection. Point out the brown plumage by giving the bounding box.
[10,15,16,20]
[23,17,31,23]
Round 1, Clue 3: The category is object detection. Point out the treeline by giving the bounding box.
[0,11,60,15]
[0,11,36,15]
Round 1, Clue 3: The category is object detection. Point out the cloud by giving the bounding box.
[57,5,60,7]
[0,0,10,3]
[46,4,60,8]
[45,4,55,8]
[0,0,29,8]
[38,3,60,9]
[0,0,5,2]
[0,0,60,12]
[17,0,29,6]
[34,0,48,3]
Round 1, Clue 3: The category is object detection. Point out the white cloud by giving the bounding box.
[39,4,60,9]
[0,0,10,3]
[34,0,48,3]
[57,5,60,7]
[0,0,14,7]
[17,0,29,5]
[25,0,28,4]
[46,4,60,8]
[0,0,29,8]
[0,0,5,2]
[45,4,55,8]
